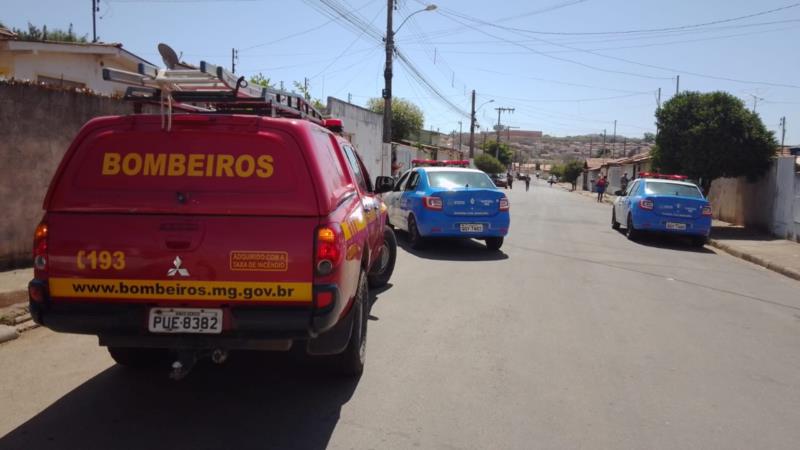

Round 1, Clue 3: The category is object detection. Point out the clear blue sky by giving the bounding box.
[3,0,799,144]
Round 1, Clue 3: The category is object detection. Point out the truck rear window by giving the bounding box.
[47,118,319,216]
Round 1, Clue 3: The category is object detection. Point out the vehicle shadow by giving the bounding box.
[710,225,779,241]
[0,353,360,450]
[396,232,509,261]
[616,229,715,254]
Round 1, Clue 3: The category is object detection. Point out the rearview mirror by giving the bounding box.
[375,176,394,193]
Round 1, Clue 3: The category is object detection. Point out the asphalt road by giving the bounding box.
[2,180,800,450]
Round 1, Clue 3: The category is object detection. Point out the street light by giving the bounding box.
[469,97,493,158]
[383,3,437,144]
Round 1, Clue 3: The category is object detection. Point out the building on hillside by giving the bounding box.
[0,28,154,95]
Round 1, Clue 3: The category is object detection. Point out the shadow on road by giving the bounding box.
[710,225,779,242]
[0,352,360,450]
[396,232,509,262]
[615,229,715,254]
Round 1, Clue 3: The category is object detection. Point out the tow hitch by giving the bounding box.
[169,348,229,380]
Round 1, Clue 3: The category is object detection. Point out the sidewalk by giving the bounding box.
[709,222,800,282]
[0,267,34,344]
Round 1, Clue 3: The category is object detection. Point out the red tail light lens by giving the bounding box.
[702,205,713,216]
[315,225,344,276]
[33,221,48,271]
[639,199,654,210]
[499,197,510,211]
[423,196,443,210]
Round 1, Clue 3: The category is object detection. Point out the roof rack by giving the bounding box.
[103,61,324,130]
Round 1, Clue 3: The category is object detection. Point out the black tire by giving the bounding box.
[626,213,640,241]
[611,208,620,230]
[107,346,170,368]
[485,237,504,251]
[407,215,426,249]
[333,270,368,377]
[368,226,397,288]
[691,236,707,248]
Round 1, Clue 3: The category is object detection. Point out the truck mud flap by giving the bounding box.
[305,303,355,355]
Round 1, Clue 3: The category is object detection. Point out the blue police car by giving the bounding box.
[383,166,510,250]
[611,174,712,247]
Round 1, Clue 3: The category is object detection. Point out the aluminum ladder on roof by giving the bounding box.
[102,60,324,130]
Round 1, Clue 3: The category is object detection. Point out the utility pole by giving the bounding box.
[656,87,662,137]
[382,0,395,144]
[589,135,593,157]
[612,120,617,158]
[494,107,514,157]
[780,116,786,149]
[458,121,463,153]
[676,75,680,95]
[92,0,99,42]
[469,90,477,158]
[750,94,763,114]
[231,48,238,73]
[602,129,607,159]
[348,93,352,103]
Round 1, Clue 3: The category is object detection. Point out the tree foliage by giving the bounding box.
[11,22,87,42]
[643,132,656,143]
[557,160,584,184]
[367,97,424,141]
[474,153,506,174]
[248,73,271,88]
[653,91,776,191]
[481,140,513,166]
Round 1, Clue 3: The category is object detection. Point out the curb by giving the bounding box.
[0,324,19,344]
[708,239,800,282]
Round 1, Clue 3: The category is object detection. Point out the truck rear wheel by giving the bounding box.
[333,270,368,377]
[107,346,170,368]
[368,226,397,289]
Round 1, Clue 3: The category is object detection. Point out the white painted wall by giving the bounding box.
[326,97,387,179]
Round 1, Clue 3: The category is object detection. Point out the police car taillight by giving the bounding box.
[639,199,654,210]
[33,220,48,272]
[499,197,510,211]
[315,225,344,276]
[702,205,713,216]
[423,197,443,210]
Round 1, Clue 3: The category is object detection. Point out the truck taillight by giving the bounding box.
[33,221,48,271]
[639,199,654,210]
[702,205,713,216]
[423,196,443,210]
[315,225,344,276]
[499,197,510,211]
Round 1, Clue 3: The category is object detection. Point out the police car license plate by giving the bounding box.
[148,308,222,334]
[460,223,484,232]
[666,222,687,230]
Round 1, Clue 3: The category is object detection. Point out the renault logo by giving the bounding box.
[167,256,190,277]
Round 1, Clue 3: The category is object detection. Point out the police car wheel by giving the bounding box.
[333,270,368,377]
[691,236,707,248]
[368,226,397,289]
[611,208,620,230]
[485,237,503,251]
[626,213,640,241]
[407,215,426,249]
[107,346,171,369]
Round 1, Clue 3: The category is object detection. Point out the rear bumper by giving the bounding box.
[631,210,711,236]
[29,280,349,351]
[416,210,510,238]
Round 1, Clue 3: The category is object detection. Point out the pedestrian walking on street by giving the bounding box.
[507,173,514,189]
[620,172,630,193]
[596,176,608,202]
[525,175,530,191]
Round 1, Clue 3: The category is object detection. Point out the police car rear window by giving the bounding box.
[428,171,495,189]
[644,182,703,198]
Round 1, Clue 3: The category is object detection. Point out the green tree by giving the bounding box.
[482,140,513,166]
[248,73,271,88]
[653,91,776,192]
[292,80,325,111]
[367,98,424,142]
[560,160,584,189]
[643,132,656,143]
[12,22,87,42]
[595,148,612,157]
[473,153,506,174]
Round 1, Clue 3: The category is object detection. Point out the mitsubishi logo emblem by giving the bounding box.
[167,256,190,277]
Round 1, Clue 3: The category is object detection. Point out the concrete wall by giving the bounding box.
[707,156,799,240]
[0,83,138,269]
[326,97,387,179]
